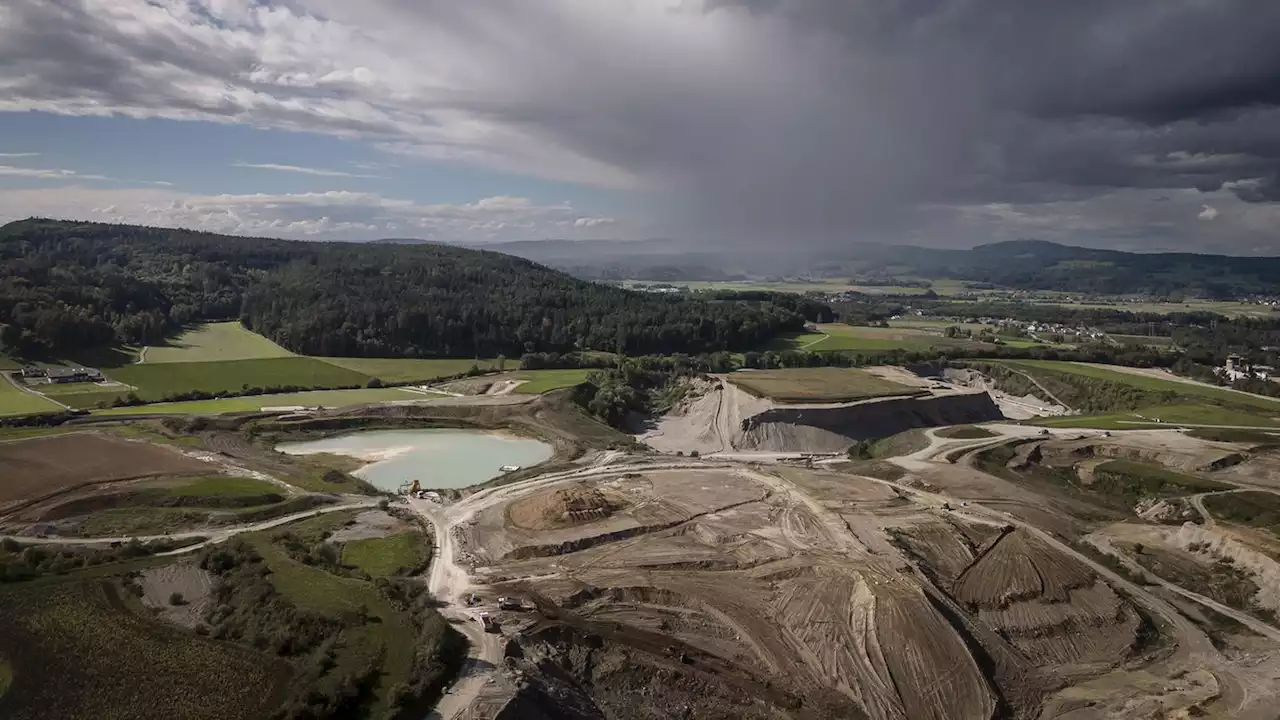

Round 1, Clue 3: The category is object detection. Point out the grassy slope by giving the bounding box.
[1203,492,1280,537]
[0,377,64,417]
[993,360,1280,430]
[248,532,417,717]
[93,387,421,416]
[142,322,295,363]
[1006,361,1280,411]
[936,425,997,439]
[342,532,428,578]
[726,367,919,403]
[108,357,372,401]
[318,357,498,383]
[0,580,287,719]
[511,369,593,393]
[167,476,283,497]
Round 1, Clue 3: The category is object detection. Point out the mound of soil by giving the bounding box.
[508,484,627,531]
[952,530,1141,666]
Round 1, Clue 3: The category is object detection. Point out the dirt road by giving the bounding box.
[2,371,72,411]
[0,498,382,556]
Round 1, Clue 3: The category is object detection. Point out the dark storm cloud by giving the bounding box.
[4,0,1280,249]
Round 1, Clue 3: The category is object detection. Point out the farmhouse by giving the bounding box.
[1220,354,1272,381]
[44,367,103,384]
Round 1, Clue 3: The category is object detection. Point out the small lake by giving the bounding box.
[276,429,553,491]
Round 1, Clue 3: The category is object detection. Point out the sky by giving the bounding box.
[2,0,1280,253]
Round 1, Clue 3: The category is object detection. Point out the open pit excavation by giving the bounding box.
[639,372,1005,456]
[406,418,1280,720]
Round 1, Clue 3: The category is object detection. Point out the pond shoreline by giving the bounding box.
[276,428,553,492]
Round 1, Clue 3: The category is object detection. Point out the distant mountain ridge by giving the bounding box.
[474,237,1280,297]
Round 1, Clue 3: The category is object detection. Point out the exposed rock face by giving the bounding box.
[738,392,1003,452]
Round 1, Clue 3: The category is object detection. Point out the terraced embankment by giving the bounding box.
[738,391,1003,452]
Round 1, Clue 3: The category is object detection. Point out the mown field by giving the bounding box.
[140,322,295,364]
[0,378,63,418]
[727,367,922,403]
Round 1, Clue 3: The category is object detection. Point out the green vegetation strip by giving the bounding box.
[94,387,421,416]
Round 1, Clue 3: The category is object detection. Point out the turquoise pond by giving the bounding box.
[276,429,553,491]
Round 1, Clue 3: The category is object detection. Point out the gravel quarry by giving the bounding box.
[638,374,1004,456]
[402,419,1280,720]
[8,397,1280,719]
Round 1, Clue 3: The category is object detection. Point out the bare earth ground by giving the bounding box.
[11,401,1280,719]
[136,561,215,629]
[325,509,410,543]
[399,418,1280,720]
[0,433,212,510]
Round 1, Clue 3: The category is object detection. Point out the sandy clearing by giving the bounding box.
[325,509,410,543]
[137,561,214,629]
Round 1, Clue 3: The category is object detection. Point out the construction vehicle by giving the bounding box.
[498,596,523,611]
[478,612,498,633]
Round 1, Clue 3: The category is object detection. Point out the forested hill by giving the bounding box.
[486,237,1280,297]
[0,219,806,358]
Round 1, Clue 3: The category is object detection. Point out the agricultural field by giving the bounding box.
[799,323,992,353]
[664,279,935,295]
[0,433,210,509]
[140,322,295,364]
[509,368,593,393]
[317,357,498,383]
[726,367,922,403]
[1030,299,1279,319]
[0,579,290,720]
[341,532,428,578]
[0,378,63,418]
[93,387,429,416]
[108,357,372,403]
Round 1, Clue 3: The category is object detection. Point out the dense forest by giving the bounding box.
[0,219,806,359]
